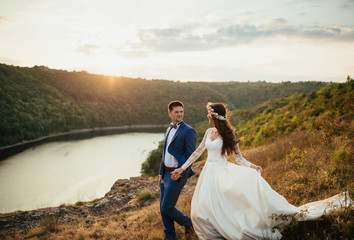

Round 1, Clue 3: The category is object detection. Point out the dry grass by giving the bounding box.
[1,190,198,240]
[239,130,353,205]
[2,130,352,240]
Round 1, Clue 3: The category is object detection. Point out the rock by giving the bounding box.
[0,175,159,234]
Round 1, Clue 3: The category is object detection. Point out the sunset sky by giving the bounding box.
[0,0,353,82]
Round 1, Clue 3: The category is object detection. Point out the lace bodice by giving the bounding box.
[181,128,252,170]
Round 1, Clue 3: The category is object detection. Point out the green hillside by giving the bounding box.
[0,63,327,147]
[142,79,353,177]
[230,80,353,147]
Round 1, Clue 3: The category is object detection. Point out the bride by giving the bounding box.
[171,102,349,240]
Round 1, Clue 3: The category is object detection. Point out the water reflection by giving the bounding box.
[0,132,164,213]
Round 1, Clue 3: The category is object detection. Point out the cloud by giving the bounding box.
[0,16,10,26]
[297,0,354,10]
[132,19,354,52]
[137,28,209,52]
[339,4,354,9]
[115,49,148,59]
[76,44,101,55]
[0,57,21,65]
[338,0,354,9]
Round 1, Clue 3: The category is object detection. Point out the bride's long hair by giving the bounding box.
[209,103,240,156]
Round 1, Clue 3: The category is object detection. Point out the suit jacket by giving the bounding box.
[159,121,196,178]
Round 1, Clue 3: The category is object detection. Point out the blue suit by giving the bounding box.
[159,121,196,239]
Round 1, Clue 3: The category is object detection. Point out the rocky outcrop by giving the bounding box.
[0,177,159,233]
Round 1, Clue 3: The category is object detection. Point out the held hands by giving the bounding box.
[171,168,184,180]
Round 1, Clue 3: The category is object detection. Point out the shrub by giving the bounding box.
[42,212,59,232]
[138,190,154,201]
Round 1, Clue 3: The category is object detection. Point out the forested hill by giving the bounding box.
[141,79,353,177]
[0,63,327,147]
[229,79,353,148]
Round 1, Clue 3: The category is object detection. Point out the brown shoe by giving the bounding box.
[185,225,194,240]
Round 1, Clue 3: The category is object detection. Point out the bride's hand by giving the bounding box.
[251,164,262,173]
[171,168,184,180]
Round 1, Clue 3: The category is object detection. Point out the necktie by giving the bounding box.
[170,124,177,129]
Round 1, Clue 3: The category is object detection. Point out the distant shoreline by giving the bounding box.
[0,124,167,160]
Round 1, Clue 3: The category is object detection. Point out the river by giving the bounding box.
[0,132,164,213]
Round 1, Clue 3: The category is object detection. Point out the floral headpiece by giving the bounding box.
[206,102,226,121]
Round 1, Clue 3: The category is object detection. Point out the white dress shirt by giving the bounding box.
[164,122,181,168]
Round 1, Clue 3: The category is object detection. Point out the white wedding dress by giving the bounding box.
[180,128,351,240]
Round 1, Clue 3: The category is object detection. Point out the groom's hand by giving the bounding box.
[171,168,183,180]
[171,173,181,181]
[158,176,162,188]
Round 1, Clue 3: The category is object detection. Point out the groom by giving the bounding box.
[159,100,196,240]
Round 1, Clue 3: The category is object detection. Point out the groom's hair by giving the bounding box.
[168,100,184,112]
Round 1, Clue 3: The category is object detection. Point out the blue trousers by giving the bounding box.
[160,171,192,239]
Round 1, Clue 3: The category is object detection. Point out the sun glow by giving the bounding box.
[77,52,128,76]
[0,0,352,82]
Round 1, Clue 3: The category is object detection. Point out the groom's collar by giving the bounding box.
[170,120,184,127]
[176,120,184,126]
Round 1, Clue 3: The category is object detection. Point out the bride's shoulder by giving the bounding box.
[205,128,214,134]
